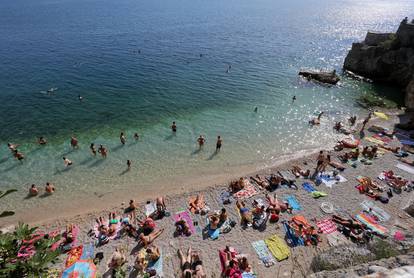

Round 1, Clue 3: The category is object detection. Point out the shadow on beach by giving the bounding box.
[111,144,125,152]
[119,169,130,176]
[3,163,20,172]
[80,157,94,165]
[88,159,105,168]
[207,150,219,160]
[191,148,202,155]
[164,133,175,141]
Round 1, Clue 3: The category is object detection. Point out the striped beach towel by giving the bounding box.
[316,218,337,234]
[233,182,258,200]
[355,213,388,236]
[360,200,390,222]
[251,240,276,267]
[365,137,385,145]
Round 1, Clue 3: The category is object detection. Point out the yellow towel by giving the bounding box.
[365,137,384,145]
[264,235,290,261]
[374,112,389,120]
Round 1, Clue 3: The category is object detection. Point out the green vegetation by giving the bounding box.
[0,223,61,277]
[310,255,338,272]
[368,239,400,260]
[358,92,399,109]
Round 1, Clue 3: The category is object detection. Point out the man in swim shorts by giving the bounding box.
[216,136,222,151]
[171,122,177,133]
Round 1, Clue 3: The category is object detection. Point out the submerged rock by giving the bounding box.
[298,69,340,85]
[343,18,414,109]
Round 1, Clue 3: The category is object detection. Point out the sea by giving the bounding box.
[0,0,411,222]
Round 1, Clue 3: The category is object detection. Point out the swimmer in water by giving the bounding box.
[254,107,258,113]
[309,112,324,126]
[134,133,139,141]
[98,144,107,158]
[90,143,96,156]
[13,150,25,162]
[8,143,20,152]
[197,135,205,148]
[29,184,39,196]
[226,64,231,73]
[292,96,296,104]
[120,132,126,145]
[63,157,72,167]
[216,136,222,152]
[78,95,83,102]
[127,160,131,170]
[45,182,55,194]
[70,136,78,149]
[38,137,47,145]
[171,122,177,133]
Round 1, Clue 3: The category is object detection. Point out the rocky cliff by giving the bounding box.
[344,18,414,109]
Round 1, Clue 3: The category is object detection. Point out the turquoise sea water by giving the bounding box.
[0,0,411,221]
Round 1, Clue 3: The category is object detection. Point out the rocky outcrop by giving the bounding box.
[298,70,340,85]
[343,18,414,109]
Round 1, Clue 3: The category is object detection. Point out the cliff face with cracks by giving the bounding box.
[344,19,414,109]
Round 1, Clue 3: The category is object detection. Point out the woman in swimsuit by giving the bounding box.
[251,174,270,189]
[236,200,252,226]
[178,247,193,278]
[120,132,126,145]
[171,122,177,133]
[216,136,222,151]
[191,251,207,278]
[63,157,72,167]
[138,228,164,248]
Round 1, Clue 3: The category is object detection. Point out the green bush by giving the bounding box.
[368,239,400,260]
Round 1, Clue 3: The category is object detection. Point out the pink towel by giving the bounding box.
[233,183,258,200]
[316,218,337,234]
[173,211,196,235]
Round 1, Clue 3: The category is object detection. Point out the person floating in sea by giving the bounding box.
[78,95,83,102]
[348,115,357,126]
[360,112,372,132]
[90,143,96,156]
[29,184,39,196]
[8,143,19,152]
[98,144,108,158]
[38,137,47,145]
[45,182,55,194]
[171,122,177,133]
[134,133,139,141]
[70,136,78,149]
[63,157,72,167]
[127,160,131,170]
[13,150,25,162]
[309,112,324,126]
[216,136,222,152]
[254,107,258,113]
[292,96,297,104]
[197,135,205,149]
[120,132,126,145]
[226,64,231,73]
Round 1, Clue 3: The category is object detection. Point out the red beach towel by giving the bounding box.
[316,218,337,234]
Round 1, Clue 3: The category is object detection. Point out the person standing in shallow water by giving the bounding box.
[70,136,78,149]
[197,135,205,149]
[134,133,139,141]
[254,107,258,113]
[171,122,177,133]
[127,160,131,170]
[90,143,96,156]
[216,136,222,152]
[120,132,126,145]
[98,145,107,158]
[292,96,296,104]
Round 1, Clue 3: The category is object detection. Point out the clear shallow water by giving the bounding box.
[0,0,412,219]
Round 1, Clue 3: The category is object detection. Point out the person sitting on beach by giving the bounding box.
[326,155,346,171]
[367,146,378,159]
[70,136,78,148]
[291,166,310,178]
[45,182,55,194]
[29,184,39,196]
[38,137,47,145]
[146,245,161,263]
[362,146,369,157]
[90,143,96,156]
[236,200,252,226]
[229,177,246,193]
[208,215,220,230]
[268,174,282,189]
[197,135,205,148]
[238,256,252,273]
[63,157,72,167]
[124,199,137,220]
[250,174,270,190]
[120,132,126,145]
[309,112,323,126]
[138,228,164,248]
[134,133,139,140]
[108,247,127,271]
[348,115,357,126]
[98,144,107,158]
[8,142,19,152]
[60,224,75,250]
[175,218,192,236]
[188,194,205,214]
[349,148,360,160]
[219,208,228,224]
[138,217,156,235]
[338,152,350,163]
[13,150,25,162]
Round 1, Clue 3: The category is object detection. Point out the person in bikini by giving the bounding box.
[216,136,222,151]
[171,122,177,133]
[120,132,126,145]
[138,228,164,248]
[250,174,270,190]
[13,150,25,162]
[63,157,72,167]
[197,135,205,148]
[236,200,252,226]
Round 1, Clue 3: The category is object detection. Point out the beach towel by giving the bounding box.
[173,210,196,235]
[326,231,348,247]
[145,202,156,217]
[374,111,389,120]
[284,195,302,211]
[264,235,290,261]
[282,221,304,247]
[220,191,233,204]
[365,137,385,145]
[147,250,163,277]
[373,134,392,143]
[396,163,414,174]
[401,139,414,146]
[80,243,94,260]
[251,240,276,267]
[219,249,238,273]
[242,273,257,278]
[233,182,258,200]
[319,172,347,188]
[302,182,316,193]
[355,213,388,236]
[51,225,80,252]
[360,200,390,222]
[65,246,83,267]
[316,218,337,234]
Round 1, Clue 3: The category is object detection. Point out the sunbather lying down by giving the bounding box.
[138,228,164,248]
[250,174,270,190]
[332,215,363,230]
[178,246,207,278]
[188,194,207,214]
[400,157,414,166]
[222,246,252,276]
[382,170,409,190]
[266,193,291,214]
[358,177,384,192]
[175,218,191,236]
[229,177,250,192]
[291,166,310,178]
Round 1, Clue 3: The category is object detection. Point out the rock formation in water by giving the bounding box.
[344,18,414,110]
[298,70,340,85]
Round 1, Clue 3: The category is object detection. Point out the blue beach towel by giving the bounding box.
[302,182,316,193]
[401,139,414,146]
[147,250,163,276]
[282,221,304,247]
[284,195,302,211]
[251,240,276,267]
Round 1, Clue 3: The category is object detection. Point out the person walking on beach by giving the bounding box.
[127,160,131,170]
[98,144,107,158]
[63,157,72,167]
[171,122,177,133]
[197,135,205,148]
[90,143,97,156]
[315,151,325,173]
[120,132,126,145]
[134,133,139,141]
[70,136,78,149]
[216,136,222,152]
